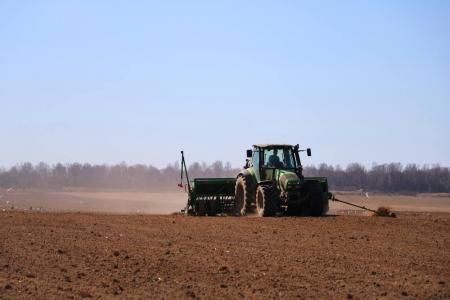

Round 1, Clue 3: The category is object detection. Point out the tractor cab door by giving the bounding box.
[251,148,261,182]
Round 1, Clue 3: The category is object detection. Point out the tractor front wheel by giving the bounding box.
[256,185,278,217]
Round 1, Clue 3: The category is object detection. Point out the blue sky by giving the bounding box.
[1,0,449,168]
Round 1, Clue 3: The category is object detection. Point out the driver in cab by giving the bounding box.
[267,150,284,168]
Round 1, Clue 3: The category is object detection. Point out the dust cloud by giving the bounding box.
[0,190,187,214]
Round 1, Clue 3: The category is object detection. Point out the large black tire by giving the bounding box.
[308,182,328,216]
[286,204,303,216]
[256,185,278,217]
[234,176,256,216]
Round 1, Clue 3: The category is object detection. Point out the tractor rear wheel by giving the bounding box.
[308,182,327,216]
[286,204,303,216]
[234,176,255,216]
[256,185,277,217]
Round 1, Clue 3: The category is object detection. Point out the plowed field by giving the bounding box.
[1,211,449,299]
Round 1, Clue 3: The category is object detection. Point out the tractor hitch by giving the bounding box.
[329,193,396,218]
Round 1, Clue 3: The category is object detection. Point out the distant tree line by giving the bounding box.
[0,162,238,191]
[304,163,449,193]
[0,162,448,192]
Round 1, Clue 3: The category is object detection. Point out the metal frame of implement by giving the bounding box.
[179,151,236,216]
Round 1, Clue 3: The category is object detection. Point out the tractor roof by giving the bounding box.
[253,144,294,149]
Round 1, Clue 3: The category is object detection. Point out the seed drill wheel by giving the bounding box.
[207,199,217,216]
[234,176,255,216]
[256,185,277,217]
[195,200,206,216]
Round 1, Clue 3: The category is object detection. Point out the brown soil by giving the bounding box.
[1,212,449,299]
[1,189,450,215]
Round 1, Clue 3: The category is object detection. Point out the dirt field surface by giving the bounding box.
[1,189,450,215]
[1,212,449,299]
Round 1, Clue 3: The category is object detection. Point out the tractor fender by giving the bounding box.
[236,169,257,191]
[237,169,251,178]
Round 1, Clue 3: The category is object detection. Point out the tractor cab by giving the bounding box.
[246,144,311,182]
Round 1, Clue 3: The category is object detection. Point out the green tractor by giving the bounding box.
[180,144,330,217]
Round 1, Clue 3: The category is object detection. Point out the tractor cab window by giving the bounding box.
[251,150,260,168]
[263,148,296,169]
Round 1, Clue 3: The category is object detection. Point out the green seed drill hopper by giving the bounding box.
[179,151,236,216]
